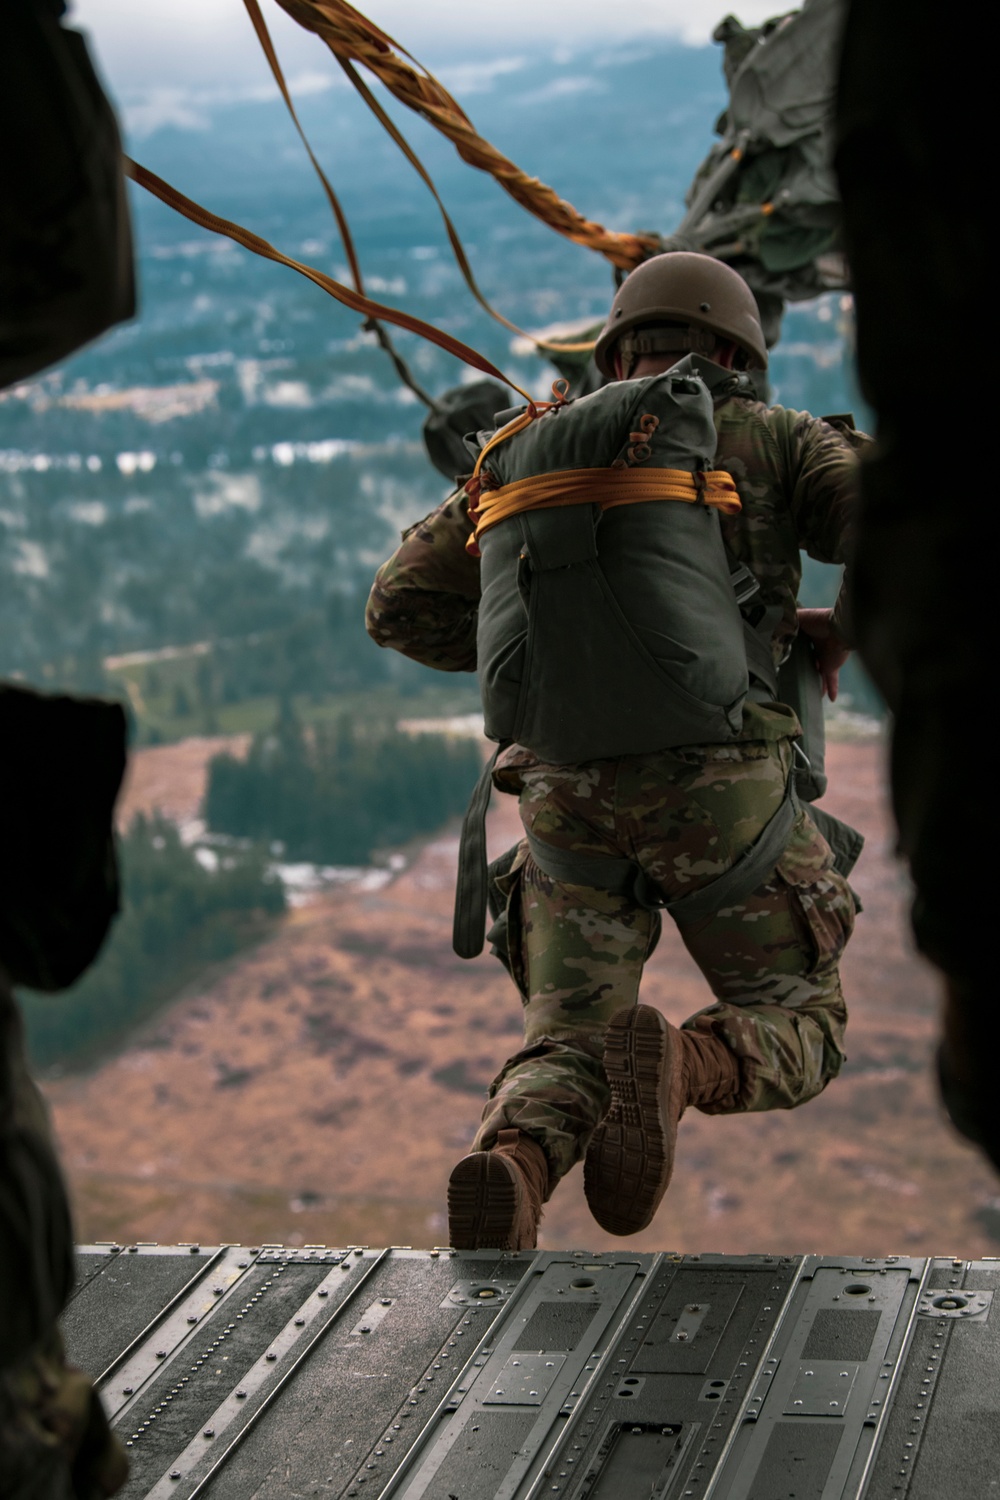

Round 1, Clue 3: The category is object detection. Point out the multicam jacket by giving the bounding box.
[365,387,859,736]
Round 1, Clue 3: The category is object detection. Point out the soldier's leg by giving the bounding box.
[452,755,660,1248]
[584,737,854,1235]
[472,849,656,1184]
[470,756,665,1186]
[600,734,854,1113]
[675,805,854,1112]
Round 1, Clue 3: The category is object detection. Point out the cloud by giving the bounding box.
[515,75,607,107]
[123,89,212,136]
[119,72,340,139]
[71,0,336,97]
[436,57,527,96]
[70,0,785,92]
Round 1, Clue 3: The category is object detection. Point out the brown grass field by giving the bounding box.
[43,732,1000,1257]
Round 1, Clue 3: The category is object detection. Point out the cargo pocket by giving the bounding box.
[775,812,856,979]
[485,841,529,1000]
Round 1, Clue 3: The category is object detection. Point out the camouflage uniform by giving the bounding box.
[367,392,858,1184]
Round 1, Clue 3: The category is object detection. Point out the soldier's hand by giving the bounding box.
[796,607,851,702]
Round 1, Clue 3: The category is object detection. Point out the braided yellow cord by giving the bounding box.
[273,0,658,271]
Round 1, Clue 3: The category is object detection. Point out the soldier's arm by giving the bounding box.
[365,488,481,671]
[775,409,864,643]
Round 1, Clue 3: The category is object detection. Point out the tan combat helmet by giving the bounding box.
[594,251,769,377]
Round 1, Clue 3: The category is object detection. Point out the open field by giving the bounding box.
[42,734,1000,1257]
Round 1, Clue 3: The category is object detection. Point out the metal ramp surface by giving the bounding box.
[64,1244,999,1499]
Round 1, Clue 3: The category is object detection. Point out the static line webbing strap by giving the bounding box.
[272,0,657,271]
[123,159,532,405]
[468,467,742,548]
[526,771,799,925]
[468,383,573,486]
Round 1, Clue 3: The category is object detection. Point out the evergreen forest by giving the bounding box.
[203,708,482,865]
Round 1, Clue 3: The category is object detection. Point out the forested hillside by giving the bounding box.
[204,709,482,864]
[0,40,872,720]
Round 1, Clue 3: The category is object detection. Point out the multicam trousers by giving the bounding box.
[471,737,856,1182]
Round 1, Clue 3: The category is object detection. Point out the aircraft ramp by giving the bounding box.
[64,1243,999,1498]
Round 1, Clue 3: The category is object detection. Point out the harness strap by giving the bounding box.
[728,557,761,607]
[722,544,781,700]
[524,834,661,908]
[455,762,863,960]
[525,770,800,924]
[453,746,502,959]
[743,613,781,698]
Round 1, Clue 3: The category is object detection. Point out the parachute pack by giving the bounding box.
[471,361,749,765]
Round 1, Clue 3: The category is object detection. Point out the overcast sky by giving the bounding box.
[70,0,782,93]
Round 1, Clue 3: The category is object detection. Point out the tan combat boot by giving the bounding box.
[584,1004,740,1236]
[447,1129,550,1250]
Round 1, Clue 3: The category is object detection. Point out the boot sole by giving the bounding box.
[584,1005,678,1236]
[448,1151,526,1250]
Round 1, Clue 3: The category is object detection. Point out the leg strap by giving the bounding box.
[525,770,800,924]
[455,751,862,956]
